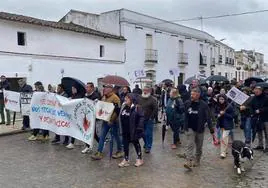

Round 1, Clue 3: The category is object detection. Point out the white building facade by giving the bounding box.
[0,12,126,90]
[61,9,218,86]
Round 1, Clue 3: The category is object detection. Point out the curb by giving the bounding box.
[0,129,30,137]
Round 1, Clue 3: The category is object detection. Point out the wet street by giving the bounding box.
[0,126,267,188]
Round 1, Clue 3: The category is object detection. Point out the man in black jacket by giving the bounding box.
[18,78,33,130]
[250,86,268,152]
[81,82,101,154]
[0,75,11,125]
[184,88,214,169]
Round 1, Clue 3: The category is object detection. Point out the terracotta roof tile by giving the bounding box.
[0,12,125,40]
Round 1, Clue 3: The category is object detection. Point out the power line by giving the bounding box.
[165,9,268,22]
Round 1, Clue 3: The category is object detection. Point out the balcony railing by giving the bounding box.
[200,55,207,66]
[145,49,158,63]
[218,55,223,64]
[211,58,216,67]
[178,53,188,65]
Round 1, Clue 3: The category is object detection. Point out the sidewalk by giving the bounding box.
[0,121,25,136]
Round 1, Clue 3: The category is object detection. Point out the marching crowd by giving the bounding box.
[1,75,268,170]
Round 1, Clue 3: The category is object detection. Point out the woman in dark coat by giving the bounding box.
[118,93,144,167]
[215,94,234,159]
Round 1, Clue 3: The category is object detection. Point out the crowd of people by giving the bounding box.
[1,75,268,170]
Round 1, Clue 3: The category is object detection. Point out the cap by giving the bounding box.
[103,84,113,88]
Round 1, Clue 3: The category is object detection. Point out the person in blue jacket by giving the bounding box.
[215,94,234,159]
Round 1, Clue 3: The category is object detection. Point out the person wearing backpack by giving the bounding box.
[166,88,185,149]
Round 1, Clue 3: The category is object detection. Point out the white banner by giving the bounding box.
[30,92,96,146]
[226,87,249,105]
[3,90,21,112]
[96,101,115,122]
[21,93,33,116]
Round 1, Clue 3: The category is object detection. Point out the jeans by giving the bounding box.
[220,130,231,155]
[98,122,122,153]
[241,117,251,144]
[0,103,10,124]
[169,122,180,144]
[185,129,204,161]
[257,122,268,148]
[122,135,142,160]
[143,119,154,150]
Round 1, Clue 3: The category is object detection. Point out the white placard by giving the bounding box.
[3,90,21,112]
[226,87,249,105]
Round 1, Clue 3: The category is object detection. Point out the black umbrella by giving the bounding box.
[162,122,167,148]
[184,76,206,85]
[244,77,264,87]
[255,82,268,89]
[161,79,174,86]
[109,128,114,160]
[206,75,228,82]
[252,117,260,142]
[61,77,86,97]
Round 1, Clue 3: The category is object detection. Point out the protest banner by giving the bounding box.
[96,101,115,122]
[21,92,33,116]
[30,92,96,146]
[169,68,179,76]
[3,90,20,112]
[134,69,146,79]
[226,87,249,105]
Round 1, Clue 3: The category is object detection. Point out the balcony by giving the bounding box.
[210,58,216,68]
[178,53,188,66]
[199,54,207,66]
[218,55,223,64]
[145,49,158,64]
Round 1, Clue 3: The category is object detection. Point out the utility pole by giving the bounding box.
[200,16,203,31]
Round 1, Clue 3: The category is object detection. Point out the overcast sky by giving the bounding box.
[1,0,268,62]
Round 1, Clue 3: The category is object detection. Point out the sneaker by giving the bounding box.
[91,152,104,160]
[171,144,177,149]
[62,140,69,145]
[220,153,226,159]
[0,122,5,125]
[66,143,75,149]
[36,135,44,141]
[184,160,193,170]
[144,149,151,154]
[176,153,186,159]
[28,135,37,141]
[254,146,264,150]
[263,148,268,153]
[134,159,144,167]
[51,139,60,145]
[118,159,130,167]
[193,158,200,167]
[6,123,10,126]
[42,135,50,141]
[81,147,91,154]
[112,151,124,159]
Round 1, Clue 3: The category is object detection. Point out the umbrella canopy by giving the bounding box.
[161,79,174,86]
[61,77,86,97]
[255,82,268,89]
[205,75,228,82]
[101,75,130,86]
[244,77,264,87]
[134,78,153,83]
[184,76,206,85]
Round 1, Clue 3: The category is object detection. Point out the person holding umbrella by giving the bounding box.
[118,93,144,167]
[183,88,214,169]
[165,88,184,149]
[249,86,268,152]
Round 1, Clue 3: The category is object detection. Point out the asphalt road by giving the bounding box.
[0,126,267,188]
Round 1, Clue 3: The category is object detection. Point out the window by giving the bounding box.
[218,72,221,76]
[225,72,228,78]
[17,32,26,46]
[100,45,105,57]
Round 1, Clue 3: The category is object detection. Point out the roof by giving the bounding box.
[0,12,125,40]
